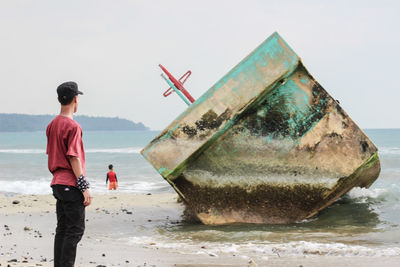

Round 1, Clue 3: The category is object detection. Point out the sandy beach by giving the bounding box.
[1,192,400,267]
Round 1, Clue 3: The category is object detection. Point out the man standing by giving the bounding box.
[106,164,118,190]
[46,81,91,267]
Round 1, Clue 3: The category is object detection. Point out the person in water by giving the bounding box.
[106,164,118,190]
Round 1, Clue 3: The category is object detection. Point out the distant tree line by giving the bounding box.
[0,113,149,132]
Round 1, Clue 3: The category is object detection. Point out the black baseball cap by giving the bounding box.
[57,81,83,99]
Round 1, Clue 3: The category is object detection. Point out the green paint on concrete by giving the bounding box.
[141,32,380,225]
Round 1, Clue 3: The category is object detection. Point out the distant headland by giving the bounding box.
[0,113,149,132]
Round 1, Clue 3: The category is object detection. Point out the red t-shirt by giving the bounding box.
[107,171,117,183]
[46,115,85,187]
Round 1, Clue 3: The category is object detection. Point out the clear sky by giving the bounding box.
[1,0,399,130]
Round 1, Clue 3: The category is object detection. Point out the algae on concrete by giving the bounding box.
[141,32,380,225]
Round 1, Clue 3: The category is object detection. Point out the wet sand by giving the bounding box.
[1,193,400,267]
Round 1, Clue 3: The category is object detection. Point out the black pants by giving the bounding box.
[52,185,85,267]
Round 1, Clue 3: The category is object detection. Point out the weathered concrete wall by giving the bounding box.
[142,32,299,179]
[141,32,380,225]
[174,63,379,224]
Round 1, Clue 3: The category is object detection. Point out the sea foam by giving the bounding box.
[127,236,400,257]
[0,179,52,195]
[86,147,142,154]
[0,148,45,154]
[0,147,142,154]
[0,179,170,195]
[346,187,387,203]
[379,147,400,156]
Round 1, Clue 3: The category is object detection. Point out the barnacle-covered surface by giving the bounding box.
[141,32,380,224]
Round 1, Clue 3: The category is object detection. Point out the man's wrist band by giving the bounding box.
[77,175,90,192]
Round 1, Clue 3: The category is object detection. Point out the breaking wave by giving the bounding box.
[267,241,400,257]
[346,187,388,203]
[86,147,142,154]
[127,236,400,257]
[379,147,400,156]
[0,179,53,195]
[0,179,170,195]
[0,147,142,154]
[0,149,45,154]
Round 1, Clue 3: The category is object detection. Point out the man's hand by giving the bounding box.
[83,189,92,206]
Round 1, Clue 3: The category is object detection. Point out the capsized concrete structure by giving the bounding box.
[141,32,380,225]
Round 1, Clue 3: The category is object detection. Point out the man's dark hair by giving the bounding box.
[57,81,83,105]
[108,164,113,170]
[58,95,75,105]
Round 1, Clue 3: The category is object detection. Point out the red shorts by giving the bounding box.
[108,181,118,190]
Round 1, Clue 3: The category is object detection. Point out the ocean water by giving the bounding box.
[1,129,400,257]
[0,130,171,195]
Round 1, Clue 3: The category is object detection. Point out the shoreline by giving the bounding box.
[1,193,400,267]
